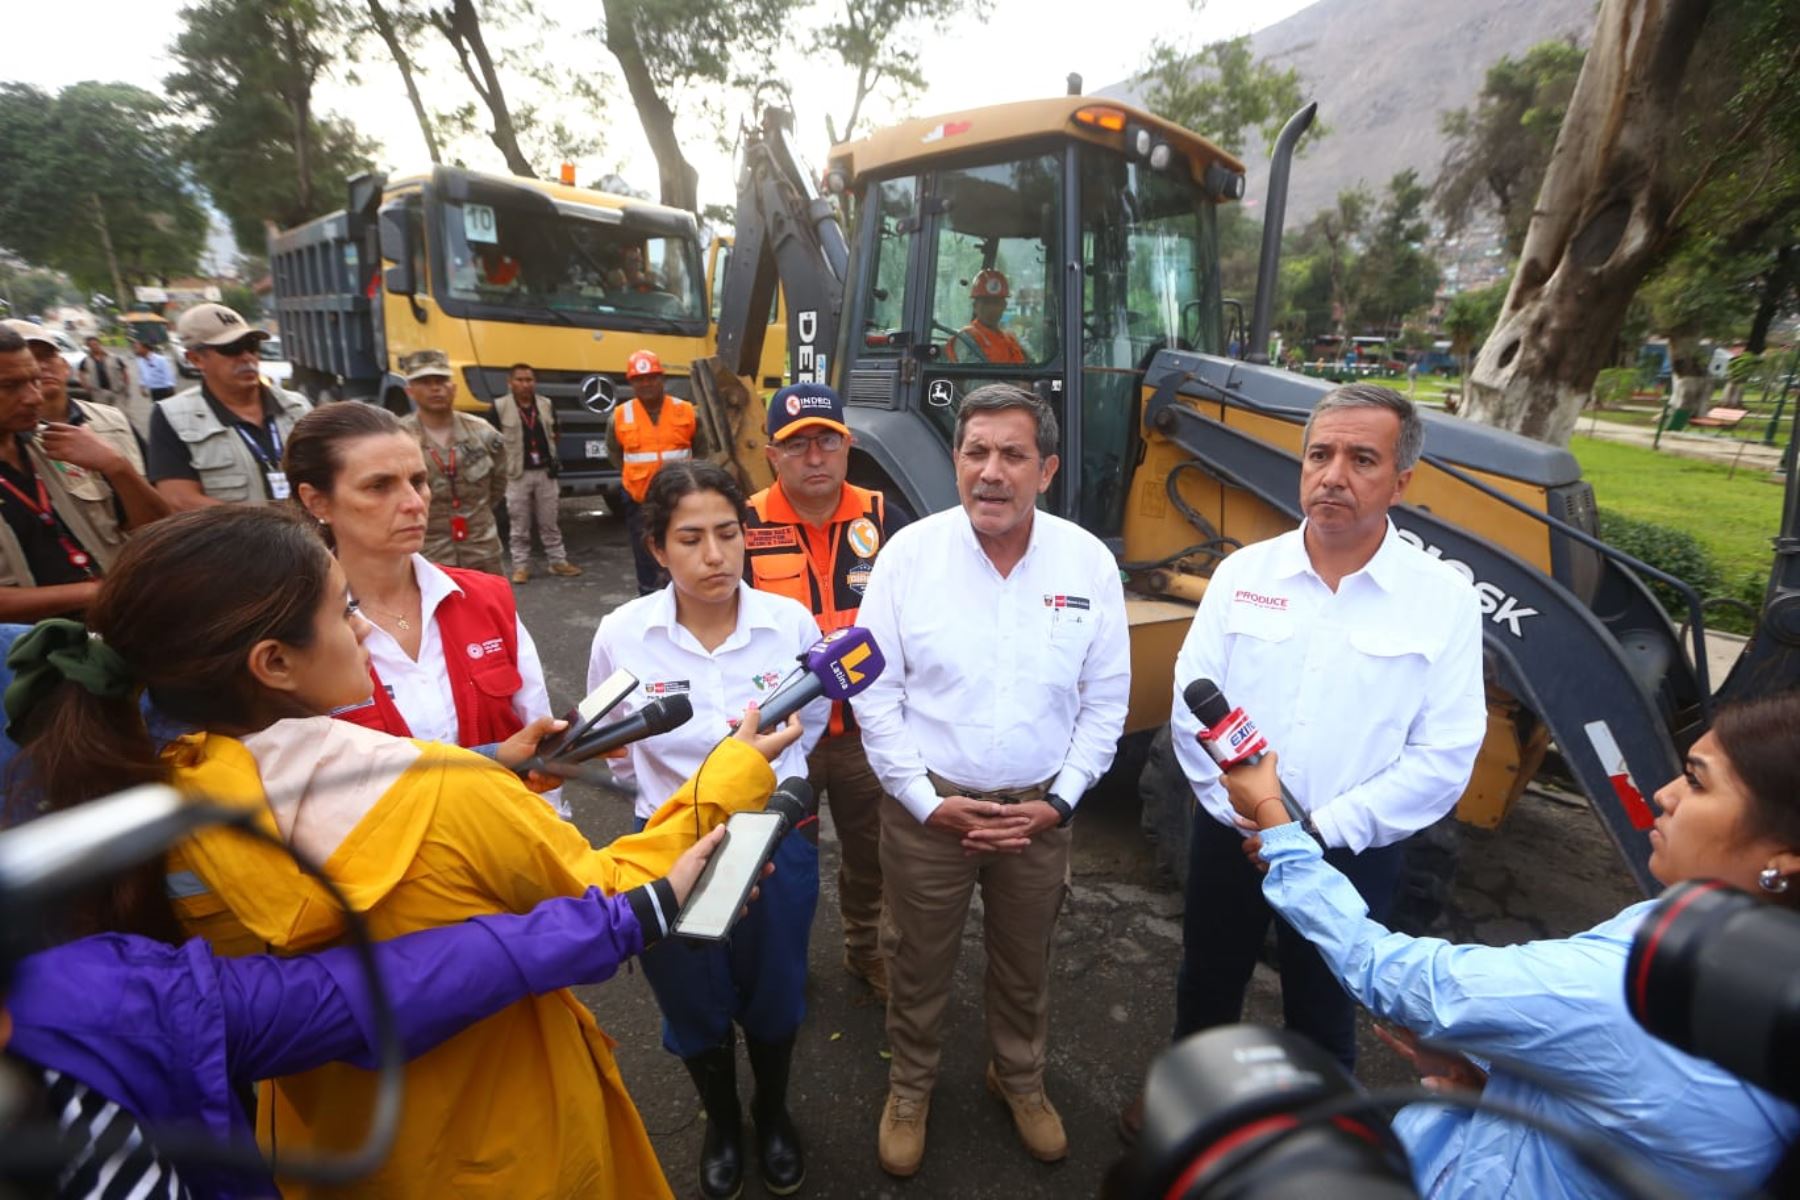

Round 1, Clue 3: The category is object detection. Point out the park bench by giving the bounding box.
[1687,406,1750,429]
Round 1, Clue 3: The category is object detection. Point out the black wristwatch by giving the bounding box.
[1045,793,1075,828]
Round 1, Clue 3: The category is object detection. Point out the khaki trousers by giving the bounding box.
[807,729,885,964]
[505,468,567,566]
[880,773,1071,1099]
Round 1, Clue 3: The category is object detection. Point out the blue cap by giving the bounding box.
[767,383,849,441]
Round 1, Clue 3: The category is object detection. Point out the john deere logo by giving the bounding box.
[579,375,616,414]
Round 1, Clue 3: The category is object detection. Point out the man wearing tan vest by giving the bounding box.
[605,348,704,594]
[743,382,906,1002]
[0,327,170,621]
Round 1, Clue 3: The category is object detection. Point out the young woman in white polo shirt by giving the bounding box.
[284,403,567,808]
[587,460,829,1200]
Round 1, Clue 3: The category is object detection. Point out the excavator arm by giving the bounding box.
[694,107,850,493]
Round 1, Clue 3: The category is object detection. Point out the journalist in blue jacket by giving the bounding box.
[1221,690,1800,1200]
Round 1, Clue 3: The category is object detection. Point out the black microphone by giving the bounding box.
[521,693,694,774]
[1183,678,1306,825]
[765,776,816,833]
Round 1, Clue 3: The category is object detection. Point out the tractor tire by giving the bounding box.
[1138,725,1195,891]
[1388,814,1467,936]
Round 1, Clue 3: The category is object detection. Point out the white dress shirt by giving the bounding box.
[1170,521,1487,853]
[135,351,176,391]
[586,581,829,819]
[361,555,558,808]
[855,506,1131,823]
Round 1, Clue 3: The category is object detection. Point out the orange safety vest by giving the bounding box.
[945,320,1026,365]
[744,482,891,735]
[614,395,697,501]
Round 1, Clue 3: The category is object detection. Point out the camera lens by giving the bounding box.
[1627,879,1800,1103]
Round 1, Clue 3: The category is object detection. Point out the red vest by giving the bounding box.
[333,566,526,747]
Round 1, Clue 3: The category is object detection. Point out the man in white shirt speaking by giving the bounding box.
[1167,383,1487,1078]
[856,384,1130,1178]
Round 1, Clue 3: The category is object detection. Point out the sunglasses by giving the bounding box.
[204,336,264,359]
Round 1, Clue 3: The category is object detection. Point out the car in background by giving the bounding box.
[258,336,294,388]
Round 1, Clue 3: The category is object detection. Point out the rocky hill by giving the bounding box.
[1101,0,1593,224]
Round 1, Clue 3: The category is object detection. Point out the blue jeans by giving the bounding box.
[632,815,819,1057]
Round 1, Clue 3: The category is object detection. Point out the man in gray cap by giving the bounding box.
[147,303,311,509]
[398,349,507,576]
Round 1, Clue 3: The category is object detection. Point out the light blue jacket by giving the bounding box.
[1259,822,1797,1198]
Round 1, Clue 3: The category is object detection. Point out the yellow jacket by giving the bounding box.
[163,717,774,1199]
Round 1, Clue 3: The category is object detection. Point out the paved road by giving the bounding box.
[511,497,1642,1199]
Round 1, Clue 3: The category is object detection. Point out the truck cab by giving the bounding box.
[270,166,713,496]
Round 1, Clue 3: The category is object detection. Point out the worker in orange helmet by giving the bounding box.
[945,268,1028,365]
[607,349,708,594]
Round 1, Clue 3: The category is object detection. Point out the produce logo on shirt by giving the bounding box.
[751,670,783,692]
[746,526,798,550]
[1232,589,1289,611]
[644,679,691,697]
[845,517,880,558]
[1042,594,1090,611]
[845,561,872,594]
[465,638,507,659]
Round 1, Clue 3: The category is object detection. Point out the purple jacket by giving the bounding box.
[5,881,676,1199]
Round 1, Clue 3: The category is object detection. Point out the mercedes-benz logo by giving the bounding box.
[579,374,616,414]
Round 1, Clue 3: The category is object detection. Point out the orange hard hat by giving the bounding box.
[626,349,664,379]
[970,268,1010,301]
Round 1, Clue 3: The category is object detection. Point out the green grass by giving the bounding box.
[1570,435,1784,581]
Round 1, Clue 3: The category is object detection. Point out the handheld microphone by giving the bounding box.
[1183,679,1306,825]
[522,693,694,774]
[534,667,638,761]
[755,626,886,731]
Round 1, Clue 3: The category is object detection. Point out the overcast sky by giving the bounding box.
[12,0,1313,247]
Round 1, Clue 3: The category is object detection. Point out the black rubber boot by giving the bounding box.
[747,1036,806,1195]
[681,1039,744,1200]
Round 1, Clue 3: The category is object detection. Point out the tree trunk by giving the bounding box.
[368,0,442,163]
[436,0,536,178]
[1746,243,1797,355]
[601,0,698,211]
[89,193,128,313]
[275,12,316,216]
[1461,0,1714,445]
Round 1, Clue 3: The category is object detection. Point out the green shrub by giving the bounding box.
[1597,510,1719,620]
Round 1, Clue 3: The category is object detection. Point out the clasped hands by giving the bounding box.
[926,794,1061,856]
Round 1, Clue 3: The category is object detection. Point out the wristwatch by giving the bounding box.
[1044,793,1075,828]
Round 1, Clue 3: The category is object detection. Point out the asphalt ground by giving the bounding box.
[511,496,1643,1200]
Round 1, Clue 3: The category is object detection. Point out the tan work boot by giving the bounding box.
[985,1063,1067,1162]
[844,951,889,1003]
[876,1090,929,1177]
[548,560,583,577]
[510,567,529,584]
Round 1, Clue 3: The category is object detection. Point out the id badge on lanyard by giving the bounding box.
[430,442,468,540]
[235,421,288,501]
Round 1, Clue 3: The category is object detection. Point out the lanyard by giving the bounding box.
[0,471,94,574]
[517,399,538,431]
[428,442,460,509]
[232,417,282,468]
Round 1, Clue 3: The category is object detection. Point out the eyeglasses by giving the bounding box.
[0,373,42,399]
[203,336,264,359]
[774,431,846,457]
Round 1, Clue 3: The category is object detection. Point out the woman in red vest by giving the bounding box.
[284,403,566,806]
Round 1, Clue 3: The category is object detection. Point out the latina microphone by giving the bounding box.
[522,693,694,775]
[1183,678,1306,825]
[755,627,886,731]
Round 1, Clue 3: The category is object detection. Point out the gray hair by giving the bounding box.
[1303,383,1424,472]
[953,383,1059,459]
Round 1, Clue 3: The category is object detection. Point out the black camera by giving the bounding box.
[1106,1025,1417,1199]
[1627,879,1800,1104]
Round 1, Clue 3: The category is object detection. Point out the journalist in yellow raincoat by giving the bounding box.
[7,504,800,1199]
